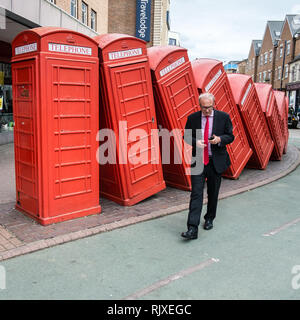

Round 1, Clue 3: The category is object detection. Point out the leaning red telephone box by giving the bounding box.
[11,27,101,225]
[274,90,289,153]
[94,34,165,205]
[228,74,274,170]
[254,83,284,160]
[147,45,200,191]
[191,59,252,179]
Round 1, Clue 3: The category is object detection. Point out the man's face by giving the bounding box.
[200,97,214,116]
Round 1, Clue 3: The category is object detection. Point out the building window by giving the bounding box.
[285,65,289,78]
[278,66,281,80]
[259,72,262,82]
[91,9,97,30]
[279,45,283,58]
[268,70,271,81]
[292,66,296,82]
[71,0,77,18]
[286,41,291,55]
[82,1,88,25]
[269,50,272,63]
[264,52,268,64]
[169,38,177,46]
[263,71,267,81]
[260,55,263,66]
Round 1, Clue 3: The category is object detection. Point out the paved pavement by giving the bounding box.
[0,129,299,300]
[0,130,299,264]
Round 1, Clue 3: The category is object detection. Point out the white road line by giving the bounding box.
[123,257,219,300]
[263,217,300,237]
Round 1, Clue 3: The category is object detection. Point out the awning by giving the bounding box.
[286,81,300,91]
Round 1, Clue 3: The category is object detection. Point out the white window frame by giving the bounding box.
[91,9,97,30]
[279,45,283,58]
[291,66,296,82]
[269,50,272,63]
[82,1,88,25]
[286,41,291,55]
[284,64,289,79]
[70,0,77,18]
[264,52,268,64]
[278,66,281,80]
[259,72,262,82]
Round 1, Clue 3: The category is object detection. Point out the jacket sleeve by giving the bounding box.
[183,116,202,148]
[219,114,235,147]
[183,115,196,146]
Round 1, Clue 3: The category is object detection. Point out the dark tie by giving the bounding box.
[204,116,209,165]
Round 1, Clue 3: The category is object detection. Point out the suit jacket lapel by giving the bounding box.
[194,111,202,129]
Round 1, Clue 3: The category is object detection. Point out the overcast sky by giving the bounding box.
[169,0,300,63]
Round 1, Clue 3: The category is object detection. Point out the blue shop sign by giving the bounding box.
[135,0,152,42]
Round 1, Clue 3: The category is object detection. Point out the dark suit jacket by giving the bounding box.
[184,109,235,174]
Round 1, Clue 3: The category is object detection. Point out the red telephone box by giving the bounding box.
[254,83,284,160]
[274,90,289,153]
[94,34,165,205]
[228,74,274,169]
[11,27,101,225]
[191,59,252,179]
[147,45,200,191]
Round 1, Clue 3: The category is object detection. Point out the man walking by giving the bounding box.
[181,92,234,240]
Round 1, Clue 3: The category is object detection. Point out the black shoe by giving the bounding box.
[204,219,213,230]
[181,227,198,240]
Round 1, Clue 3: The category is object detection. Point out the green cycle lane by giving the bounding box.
[0,134,300,300]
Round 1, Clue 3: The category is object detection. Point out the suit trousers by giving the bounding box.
[187,158,222,229]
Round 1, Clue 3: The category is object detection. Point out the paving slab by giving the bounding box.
[0,136,299,261]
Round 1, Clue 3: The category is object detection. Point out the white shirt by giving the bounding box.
[201,110,214,156]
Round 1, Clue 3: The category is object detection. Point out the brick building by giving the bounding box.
[273,15,300,91]
[237,59,247,74]
[245,14,300,95]
[257,21,283,86]
[53,0,108,34]
[245,40,262,82]
[107,0,170,47]
[43,0,171,46]
[288,53,300,110]
[284,16,300,108]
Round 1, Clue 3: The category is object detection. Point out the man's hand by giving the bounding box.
[208,135,221,145]
[196,139,206,149]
